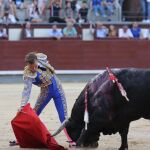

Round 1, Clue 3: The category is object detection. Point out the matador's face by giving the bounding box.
[27,61,38,73]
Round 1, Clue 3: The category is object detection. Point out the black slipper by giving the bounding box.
[9,140,19,146]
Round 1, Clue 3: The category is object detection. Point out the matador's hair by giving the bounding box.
[25,52,37,64]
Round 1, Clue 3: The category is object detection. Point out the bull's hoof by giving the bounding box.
[89,142,99,148]
[119,148,128,150]
[76,143,84,148]
[119,146,128,150]
[76,142,99,148]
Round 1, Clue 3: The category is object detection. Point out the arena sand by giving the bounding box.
[0,83,150,150]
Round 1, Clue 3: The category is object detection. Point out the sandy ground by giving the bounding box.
[0,83,150,150]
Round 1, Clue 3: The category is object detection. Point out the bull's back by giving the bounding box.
[115,68,150,98]
[114,68,150,118]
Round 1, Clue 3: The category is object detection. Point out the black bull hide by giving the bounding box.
[66,68,150,150]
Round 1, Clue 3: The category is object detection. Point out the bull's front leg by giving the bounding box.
[76,124,100,148]
[119,124,129,150]
[76,107,111,148]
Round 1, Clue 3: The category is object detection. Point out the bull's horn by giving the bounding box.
[51,119,69,137]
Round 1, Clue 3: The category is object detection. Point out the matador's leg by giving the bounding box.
[34,86,53,115]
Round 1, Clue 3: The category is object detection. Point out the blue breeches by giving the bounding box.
[34,76,68,123]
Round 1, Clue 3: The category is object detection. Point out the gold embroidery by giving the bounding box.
[34,86,49,112]
[23,66,37,78]
[38,68,53,87]
[23,63,54,87]
[36,53,55,74]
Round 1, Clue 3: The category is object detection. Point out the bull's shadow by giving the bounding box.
[54,68,150,150]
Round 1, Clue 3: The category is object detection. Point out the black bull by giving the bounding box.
[54,68,150,150]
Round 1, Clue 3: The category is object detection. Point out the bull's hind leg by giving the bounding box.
[119,124,129,150]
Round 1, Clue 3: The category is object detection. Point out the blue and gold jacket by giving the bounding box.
[21,53,55,107]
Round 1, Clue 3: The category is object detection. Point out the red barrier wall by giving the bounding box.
[0,40,150,70]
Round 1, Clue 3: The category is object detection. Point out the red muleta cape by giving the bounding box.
[11,103,67,150]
